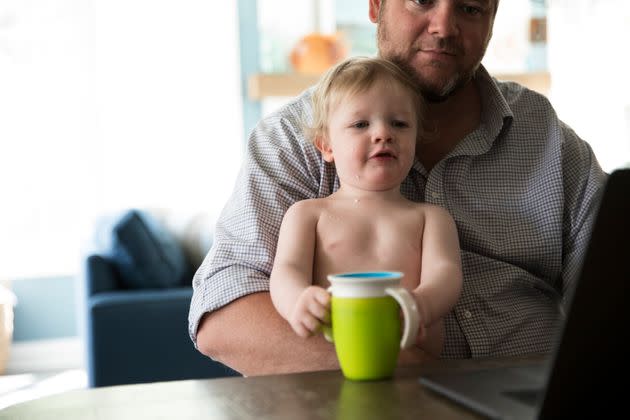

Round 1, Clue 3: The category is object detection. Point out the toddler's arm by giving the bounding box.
[413,205,463,332]
[270,201,330,337]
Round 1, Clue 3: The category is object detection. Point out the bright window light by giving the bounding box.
[0,1,243,279]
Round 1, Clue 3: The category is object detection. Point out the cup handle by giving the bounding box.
[322,286,333,342]
[385,287,421,349]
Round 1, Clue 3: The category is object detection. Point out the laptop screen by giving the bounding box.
[419,169,630,420]
[539,168,630,418]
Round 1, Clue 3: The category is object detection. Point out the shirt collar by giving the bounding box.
[475,64,514,142]
[431,65,514,162]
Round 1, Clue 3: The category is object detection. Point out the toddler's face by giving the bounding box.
[323,78,418,192]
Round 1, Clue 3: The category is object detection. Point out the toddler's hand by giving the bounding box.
[289,286,331,338]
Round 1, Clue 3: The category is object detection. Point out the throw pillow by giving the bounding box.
[108,209,189,289]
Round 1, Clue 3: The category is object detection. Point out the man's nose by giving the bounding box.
[427,2,459,38]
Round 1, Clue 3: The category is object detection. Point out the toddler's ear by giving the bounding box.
[314,135,334,163]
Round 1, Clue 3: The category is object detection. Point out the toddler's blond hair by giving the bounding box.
[306,56,427,144]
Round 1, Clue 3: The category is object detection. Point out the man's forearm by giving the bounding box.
[196,292,339,376]
[196,291,435,376]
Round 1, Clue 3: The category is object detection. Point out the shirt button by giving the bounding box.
[463,310,472,319]
[430,191,442,199]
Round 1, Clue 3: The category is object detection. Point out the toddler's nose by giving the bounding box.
[371,122,392,143]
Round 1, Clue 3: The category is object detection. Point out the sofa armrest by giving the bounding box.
[85,254,120,296]
[86,287,239,387]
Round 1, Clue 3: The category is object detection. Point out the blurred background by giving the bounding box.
[0,0,628,402]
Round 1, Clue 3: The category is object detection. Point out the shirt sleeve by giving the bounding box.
[559,121,608,309]
[188,93,326,346]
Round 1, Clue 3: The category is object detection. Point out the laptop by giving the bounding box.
[419,168,630,420]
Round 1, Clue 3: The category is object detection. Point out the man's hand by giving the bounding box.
[289,286,331,338]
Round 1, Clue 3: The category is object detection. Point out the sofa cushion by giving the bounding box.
[108,210,189,289]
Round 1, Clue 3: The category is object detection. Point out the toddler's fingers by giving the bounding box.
[313,287,331,306]
[292,322,310,339]
[308,299,329,321]
[301,314,321,334]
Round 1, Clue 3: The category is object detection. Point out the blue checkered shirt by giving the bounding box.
[189,65,606,358]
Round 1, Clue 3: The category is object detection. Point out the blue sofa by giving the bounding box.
[82,209,240,387]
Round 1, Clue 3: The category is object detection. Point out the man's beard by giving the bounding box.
[388,56,478,103]
[377,18,481,103]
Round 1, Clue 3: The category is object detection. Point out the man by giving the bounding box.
[189,0,606,376]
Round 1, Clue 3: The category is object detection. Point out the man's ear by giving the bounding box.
[368,0,382,23]
[314,135,334,163]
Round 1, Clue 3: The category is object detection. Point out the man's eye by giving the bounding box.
[411,0,432,6]
[462,5,482,16]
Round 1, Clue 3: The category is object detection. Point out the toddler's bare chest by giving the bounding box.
[315,211,422,262]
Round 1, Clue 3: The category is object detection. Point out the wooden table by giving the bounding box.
[0,355,544,420]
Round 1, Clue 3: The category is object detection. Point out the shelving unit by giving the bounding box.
[492,71,550,96]
[248,71,551,100]
[248,73,321,100]
[238,1,552,136]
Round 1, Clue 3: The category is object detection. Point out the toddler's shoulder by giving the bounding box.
[285,198,326,219]
[413,202,455,220]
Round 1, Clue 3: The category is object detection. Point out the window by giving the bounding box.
[547,0,630,172]
[0,0,243,279]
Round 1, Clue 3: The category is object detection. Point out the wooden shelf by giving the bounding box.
[248,71,551,100]
[248,73,321,100]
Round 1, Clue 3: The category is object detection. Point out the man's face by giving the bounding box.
[369,0,496,102]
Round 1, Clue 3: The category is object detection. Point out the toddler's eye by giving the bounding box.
[392,120,409,128]
[352,121,369,129]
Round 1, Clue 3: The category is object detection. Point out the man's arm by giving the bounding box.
[196,292,338,376]
[559,122,607,306]
[196,292,434,376]
[189,92,329,375]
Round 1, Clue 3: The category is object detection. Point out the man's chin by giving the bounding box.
[416,70,462,101]
[388,57,466,102]
[419,72,474,103]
